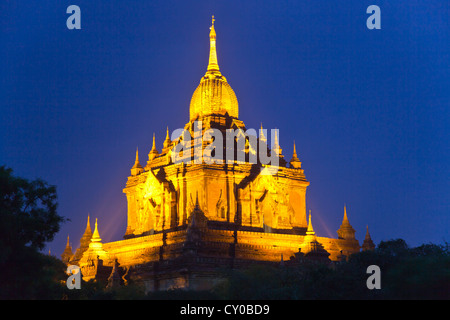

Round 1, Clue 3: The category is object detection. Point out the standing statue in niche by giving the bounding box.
[215,189,226,219]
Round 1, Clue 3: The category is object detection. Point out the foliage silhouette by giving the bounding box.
[0,166,67,299]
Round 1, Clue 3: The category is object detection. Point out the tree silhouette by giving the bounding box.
[0,166,67,299]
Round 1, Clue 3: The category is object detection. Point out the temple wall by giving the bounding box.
[94,227,360,270]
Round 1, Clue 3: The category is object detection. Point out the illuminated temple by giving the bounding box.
[61,17,375,291]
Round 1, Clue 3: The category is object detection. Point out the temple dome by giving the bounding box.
[190,73,238,120]
[189,16,239,121]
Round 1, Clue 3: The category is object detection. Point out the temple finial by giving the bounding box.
[133,147,141,166]
[306,210,315,235]
[260,123,267,143]
[84,214,92,234]
[362,225,375,251]
[272,128,283,157]
[337,205,356,240]
[148,132,159,162]
[290,140,302,168]
[151,133,156,151]
[293,141,298,158]
[131,147,143,175]
[207,15,220,73]
[92,218,101,242]
[343,204,349,223]
[163,127,171,151]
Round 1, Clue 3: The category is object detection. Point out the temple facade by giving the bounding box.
[61,17,375,292]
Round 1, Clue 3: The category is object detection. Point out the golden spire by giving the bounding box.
[341,204,352,227]
[151,133,156,151]
[303,212,330,258]
[148,133,159,161]
[131,147,144,175]
[306,210,315,236]
[260,123,267,143]
[190,15,238,120]
[84,214,92,235]
[132,148,142,168]
[343,204,349,223]
[272,129,283,157]
[78,214,92,246]
[290,140,302,168]
[337,205,356,240]
[163,127,171,150]
[302,209,318,249]
[293,141,298,158]
[87,218,109,260]
[207,15,220,73]
[62,234,73,260]
[92,218,102,242]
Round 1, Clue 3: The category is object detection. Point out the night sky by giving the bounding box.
[1,1,449,257]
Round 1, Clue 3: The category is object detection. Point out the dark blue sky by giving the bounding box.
[1,1,449,257]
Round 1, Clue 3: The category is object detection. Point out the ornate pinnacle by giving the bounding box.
[207,15,220,73]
